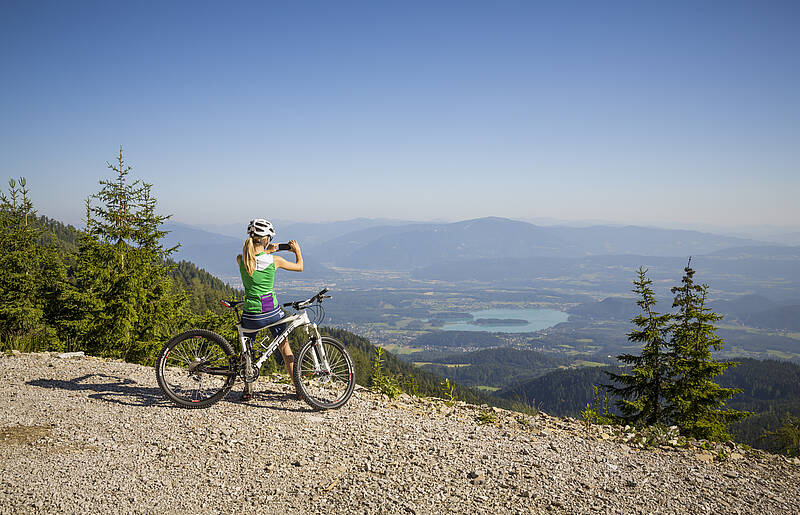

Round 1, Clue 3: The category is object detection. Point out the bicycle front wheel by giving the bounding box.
[294,337,355,410]
[156,329,236,409]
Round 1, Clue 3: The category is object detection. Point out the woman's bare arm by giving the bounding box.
[274,240,303,272]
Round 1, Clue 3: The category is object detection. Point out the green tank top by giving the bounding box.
[239,252,277,313]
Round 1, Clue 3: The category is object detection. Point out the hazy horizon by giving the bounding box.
[38,211,800,245]
[3,2,799,232]
[167,216,800,248]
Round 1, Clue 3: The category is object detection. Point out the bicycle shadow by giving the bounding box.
[27,374,314,412]
[229,386,315,413]
[27,374,171,407]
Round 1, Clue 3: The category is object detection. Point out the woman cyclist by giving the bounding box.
[236,218,303,401]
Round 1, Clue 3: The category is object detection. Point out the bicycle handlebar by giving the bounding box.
[281,288,332,310]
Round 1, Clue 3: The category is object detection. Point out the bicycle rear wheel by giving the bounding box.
[294,337,355,410]
[156,329,236,408]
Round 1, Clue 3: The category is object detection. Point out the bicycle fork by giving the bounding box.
[309,324,332,376]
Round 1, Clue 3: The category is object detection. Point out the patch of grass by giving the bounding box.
[574,360,608,368]
[0,425,52,445]
[476,410,496,425]
[475,385,500,392]
[766,349,800,360]
[0,330,60,354]
[413,362,470,368]
[381,344,423,356]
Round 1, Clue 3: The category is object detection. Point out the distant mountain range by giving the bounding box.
[168,216,771,267]
[312,217,767,268]
[164,217,800,298]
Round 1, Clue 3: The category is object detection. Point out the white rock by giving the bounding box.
[56,351,85,359]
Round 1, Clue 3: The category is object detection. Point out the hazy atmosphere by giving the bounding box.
[2,1,799,231]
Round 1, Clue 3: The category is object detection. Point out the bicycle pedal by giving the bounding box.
[240,392,253,402]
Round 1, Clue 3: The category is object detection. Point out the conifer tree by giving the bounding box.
[606,267,672,426]
[0,178,45,340]
[666,259,748,440]
[769,415,800,457]
[0,178,67,350]
[66,148,185,360]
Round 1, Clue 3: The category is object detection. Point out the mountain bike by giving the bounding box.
[155,288,355,410]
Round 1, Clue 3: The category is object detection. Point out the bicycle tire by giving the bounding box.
[156,329,236,409]
[293,336,355,410]
[243,350,254,398]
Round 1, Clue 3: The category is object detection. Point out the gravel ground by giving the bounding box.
[1,352,798,514]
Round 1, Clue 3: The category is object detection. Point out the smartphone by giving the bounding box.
[277,243,292,251]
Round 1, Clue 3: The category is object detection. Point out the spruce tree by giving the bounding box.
[769,415,800,457]
[0,178,68,350]
[0,178,45,341]
[667,259,748,440]
[606,267,672,426]
[66,148,185,360]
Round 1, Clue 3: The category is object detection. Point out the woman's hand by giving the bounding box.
[265,243,278,254]
[289,240,301,253]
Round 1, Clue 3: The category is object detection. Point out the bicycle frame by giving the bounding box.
[236,309,330,374]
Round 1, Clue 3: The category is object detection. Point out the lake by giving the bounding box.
[440,308,569,333]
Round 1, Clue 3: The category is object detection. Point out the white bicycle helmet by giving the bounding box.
[247,218,275,239]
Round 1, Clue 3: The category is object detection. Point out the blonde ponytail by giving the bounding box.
[242,235,269,275]
[242,238,256,275]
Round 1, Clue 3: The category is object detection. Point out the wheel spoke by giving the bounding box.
[175,342,197,363]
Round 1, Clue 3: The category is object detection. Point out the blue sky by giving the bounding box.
[1,1,798,230]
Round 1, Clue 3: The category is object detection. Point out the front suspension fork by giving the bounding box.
[310,324,331,374]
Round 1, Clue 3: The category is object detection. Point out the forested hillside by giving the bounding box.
[32,216,242,316]
[33,215,81,251]
[170,260,242,315]
[414,347,566,388]
[720,359,800,451]
[498,359,800,453]
[499,366,618,415]
[409,331,503,349]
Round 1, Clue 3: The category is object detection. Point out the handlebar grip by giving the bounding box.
[282,302,293,307]
[319,288,329,295]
